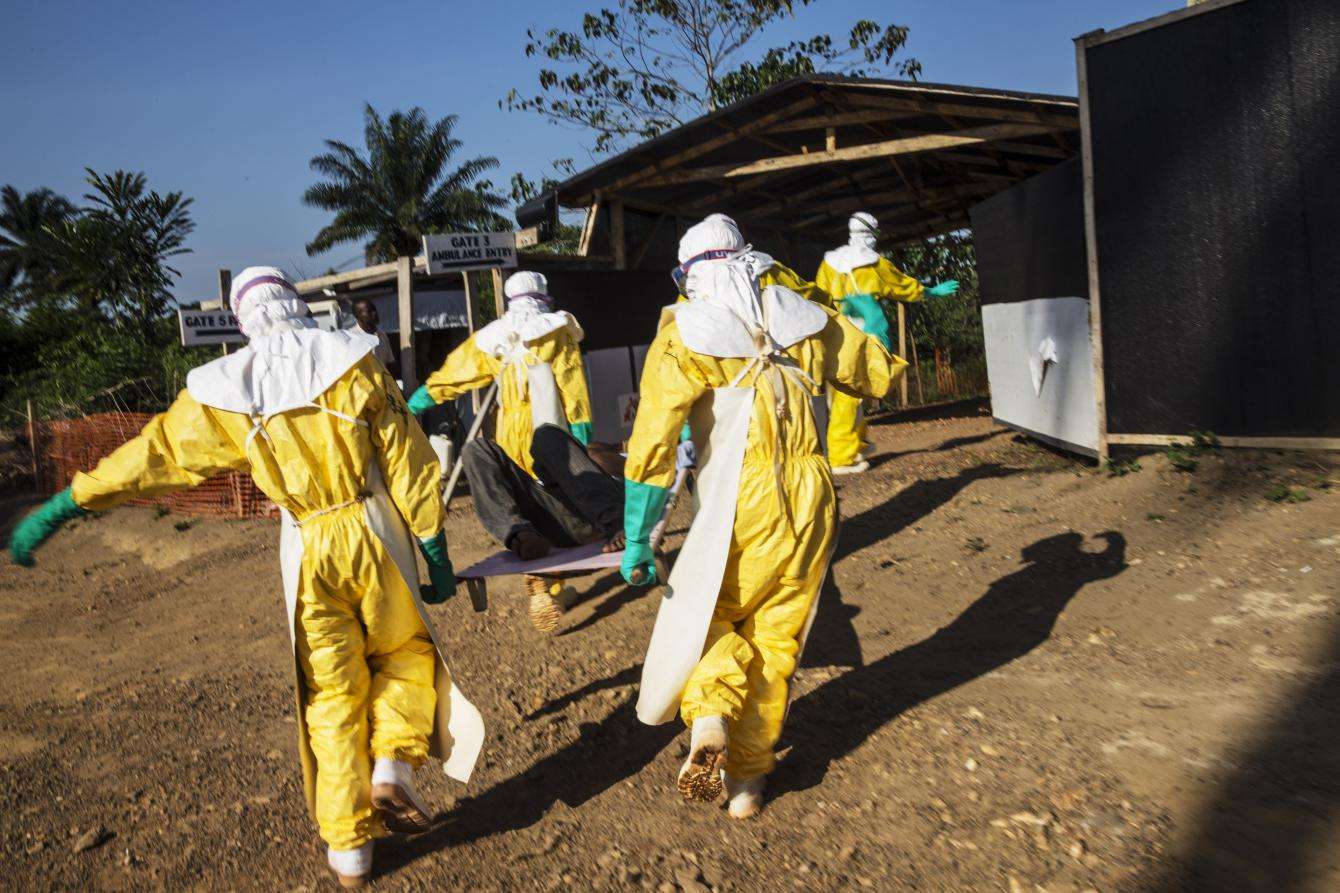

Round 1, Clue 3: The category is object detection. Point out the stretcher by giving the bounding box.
[456,466,689,609]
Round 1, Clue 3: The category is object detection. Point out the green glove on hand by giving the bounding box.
[569,421,593,446]
[9,487,85,567]
[927,280,960,298]
[417,531,456,604]
[841,293,893,352]
[406,385,438,416]
[621,478,669,586]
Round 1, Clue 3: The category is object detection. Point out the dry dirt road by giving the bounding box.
[2,405,1339,892]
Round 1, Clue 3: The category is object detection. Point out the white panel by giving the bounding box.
[632,344,650,382]
[358,289,468,332]
[982,297,1098,454]
[584,347,638,444]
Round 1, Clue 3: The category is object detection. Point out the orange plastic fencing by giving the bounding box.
[34,412,275,519]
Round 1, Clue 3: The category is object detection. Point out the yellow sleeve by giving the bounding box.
[822,312,907,401]
[423,335,500,402]
[624,324,707,489]
[70,390,247,511]
[877,257,925,303]
[550,330,593,426]
[766,261,834,309]
[813,261,842,303]
[360,356,445,539]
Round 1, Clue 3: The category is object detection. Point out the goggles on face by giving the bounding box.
[670,249,740,294]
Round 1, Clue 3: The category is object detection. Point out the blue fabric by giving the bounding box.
[417,531,456,604]
[9,487,85,567]
[621,478,669,585]
[406,385,438,415]
[841,293,893,351]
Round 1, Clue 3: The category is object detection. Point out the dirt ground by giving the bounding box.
[3,403,1339,892]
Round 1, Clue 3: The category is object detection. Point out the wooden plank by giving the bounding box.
[1105,433,1340,451]
[829,92,1079,129]
[396,256,417,393]
[897,303,908,407]
[26,399,39,491]
[462,271,479,413]
[490,267,505,319]
[515,226,540,249]
[1080,0,1251,49]
[603,97,817,192]
[790,182,1001,230]
[1075,37,1109,465]
[577,196,601,257]
[217,269,233,356]
[610,199,626,270]
[294,258,425,295]
[636,124,1055,187]
[825,127,836,152]
[766,107,922,133]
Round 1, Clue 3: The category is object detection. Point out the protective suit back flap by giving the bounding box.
[526,361,567,431]
[636,385,754,725]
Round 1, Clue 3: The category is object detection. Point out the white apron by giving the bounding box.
[636,287,831,726]
[280,461,485,815]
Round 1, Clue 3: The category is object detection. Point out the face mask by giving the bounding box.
[671,249,740,295]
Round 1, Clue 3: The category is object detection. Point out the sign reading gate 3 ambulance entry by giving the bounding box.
[178,308,244,346]
[422,231,518,274]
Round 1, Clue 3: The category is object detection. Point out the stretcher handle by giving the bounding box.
[441,382,499,508]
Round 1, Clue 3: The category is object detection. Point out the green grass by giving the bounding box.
[1265,484,1312,504]
[1105,457,1142,477]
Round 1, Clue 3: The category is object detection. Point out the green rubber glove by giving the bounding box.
[406,385,438,416]
[927,280,960,298]
[417,531,456,604]
[9,488,86,567]
[679,422,692,443]
[621,478,669,586]
[570,421,593,446]
[841,293,893,351]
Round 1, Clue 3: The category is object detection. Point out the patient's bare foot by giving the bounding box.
[510,530,551,561]
[602,530,626,552]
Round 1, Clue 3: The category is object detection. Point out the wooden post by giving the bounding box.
[1076,36,1109,464]
[910,330,925,405]
[396,255,417,393]
[610,199,627,270]
[897,302,908,407]
[461,271,480,413]
[26,399,39,492]
[490,267,505,320]
[217,269,232,356]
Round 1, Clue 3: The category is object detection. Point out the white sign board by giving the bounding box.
[179,308,244,346]
[422,231,517,274]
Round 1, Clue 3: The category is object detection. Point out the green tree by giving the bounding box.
[0,186,75,306]
[504,1,918,153]
[304,104,509,263]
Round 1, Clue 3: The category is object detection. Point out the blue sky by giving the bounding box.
[2,0,1173,302]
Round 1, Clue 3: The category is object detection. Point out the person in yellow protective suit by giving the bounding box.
[814,211,959,474]
[7,268,484,888]
[406,270,593,482]
[623,217,905,819]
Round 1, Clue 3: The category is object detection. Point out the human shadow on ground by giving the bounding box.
[773,530,1126,797]
[802,568,865,669]
[375,699,678,875]
[865,430,1001,471]
[1163,616,1340,892]
[835,462,1021,563]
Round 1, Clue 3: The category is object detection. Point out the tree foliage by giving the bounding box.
[887,232,983,357]
[0,186,75,299]
[304,104,510,263]
[504,0,918,153]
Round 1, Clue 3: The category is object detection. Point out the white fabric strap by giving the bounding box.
[294,494,367,526]
[307,402,369,428]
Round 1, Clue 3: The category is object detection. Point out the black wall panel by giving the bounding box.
[970,158,1088,305]
[540,268,672,351]
[1087,0,1340,437]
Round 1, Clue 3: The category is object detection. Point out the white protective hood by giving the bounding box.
[671,216,826,359]
[823,211,882,274]
[474,270,581,358]
[186,327,378,418]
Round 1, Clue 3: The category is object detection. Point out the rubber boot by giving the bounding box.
[724,772,766,819]
[678,715,727,803]
[327,843,372,888]
[831,455,870,476]
[371,758,433,835]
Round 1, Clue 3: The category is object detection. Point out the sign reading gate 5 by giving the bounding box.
[422,231,518,274]
[178,308,244,346]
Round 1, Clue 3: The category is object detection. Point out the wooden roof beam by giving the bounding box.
[834,93,1079,129]
[765,107,924,134]
[635,123,1057,187]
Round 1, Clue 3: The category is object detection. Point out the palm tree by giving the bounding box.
[304,104,509,263]
[0,185,75,302]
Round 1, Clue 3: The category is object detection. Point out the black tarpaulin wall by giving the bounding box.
[971,158,1087,305]
[1085,0,1340,438]
[537,269,672,351]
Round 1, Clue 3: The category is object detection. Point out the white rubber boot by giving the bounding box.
[724,772,766,820]
[678,716,727,803]
[371,758,433,834]
[831,457,870,475]
[327,842,372,888]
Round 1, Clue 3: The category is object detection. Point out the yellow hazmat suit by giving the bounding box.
[814,252,924,469]
[71,353,449,851]
[626,302,904,779]
[420,319,591,478]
